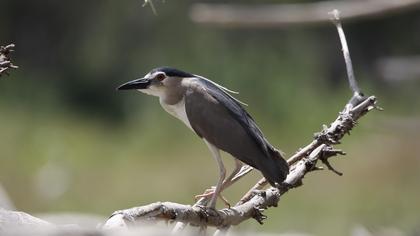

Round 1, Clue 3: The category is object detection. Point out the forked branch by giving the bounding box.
[103,94,378,231]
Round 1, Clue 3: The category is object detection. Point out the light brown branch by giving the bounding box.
[190,0,420,28]
[103,95,378,230]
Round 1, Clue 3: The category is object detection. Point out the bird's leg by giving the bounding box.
[194,160,253,207]
[203,140,226,209]
[194,188,215,199]
[194,160,242,198]
[194,187,231,207]
[221,159,243,190]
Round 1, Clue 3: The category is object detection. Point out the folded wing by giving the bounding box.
[184,78,289,185]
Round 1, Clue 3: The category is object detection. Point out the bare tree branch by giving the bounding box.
[190,0,420,28]
[103,93,378,231]
[0,44,18,77]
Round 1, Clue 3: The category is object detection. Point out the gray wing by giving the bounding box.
[184,78,289,185]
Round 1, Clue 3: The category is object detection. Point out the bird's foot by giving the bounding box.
[194,187,231,208]
[194,187,215,199]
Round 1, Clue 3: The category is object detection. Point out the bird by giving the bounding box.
[117,67,289,208]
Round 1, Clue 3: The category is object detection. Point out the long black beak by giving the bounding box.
[117,78,151,90]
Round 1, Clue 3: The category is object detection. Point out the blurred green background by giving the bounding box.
[1,0,419,235]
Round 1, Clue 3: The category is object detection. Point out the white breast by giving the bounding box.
[160,97,193,131]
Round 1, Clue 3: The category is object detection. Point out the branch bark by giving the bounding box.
[0,44,18,77]
[190,0,420,28]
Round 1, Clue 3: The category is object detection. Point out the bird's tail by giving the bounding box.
[260,148,289,187]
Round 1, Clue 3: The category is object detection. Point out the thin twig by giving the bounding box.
[142,0,158,15]
[329,9,361,96]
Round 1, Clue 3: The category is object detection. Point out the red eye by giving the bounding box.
[156,74,165,81]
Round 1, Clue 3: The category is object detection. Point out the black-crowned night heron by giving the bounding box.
[118,67,289,208]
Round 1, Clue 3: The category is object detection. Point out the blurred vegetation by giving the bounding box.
[0,0,419,235]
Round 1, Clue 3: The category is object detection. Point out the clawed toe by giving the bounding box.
[219,195,231,208]
[194,187,216,200]
[194,187,231,208]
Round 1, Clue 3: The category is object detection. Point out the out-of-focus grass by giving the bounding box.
[0,85,419,236]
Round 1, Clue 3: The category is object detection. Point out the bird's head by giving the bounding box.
[117,67,194,97]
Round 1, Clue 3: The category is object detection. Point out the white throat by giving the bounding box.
[159,96,193,131]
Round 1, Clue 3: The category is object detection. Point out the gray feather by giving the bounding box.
[184,78,289,185]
